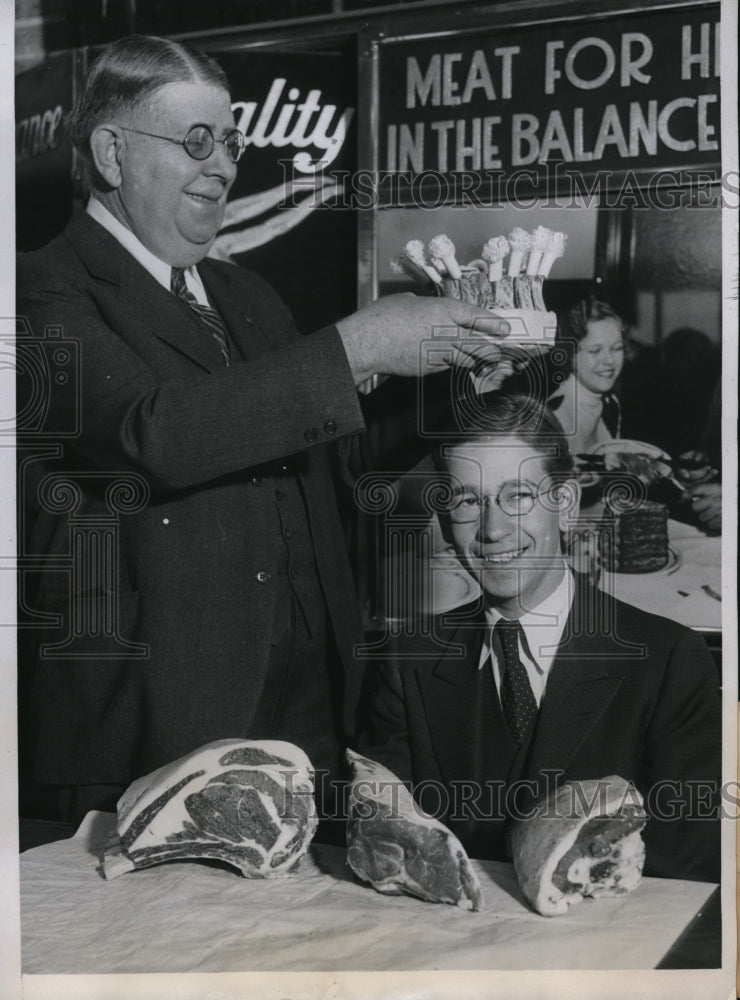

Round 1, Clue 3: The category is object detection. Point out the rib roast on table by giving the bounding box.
[102,739,318,880]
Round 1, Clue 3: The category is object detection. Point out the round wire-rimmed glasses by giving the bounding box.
[118,123,246,162]
[444,483,557,523]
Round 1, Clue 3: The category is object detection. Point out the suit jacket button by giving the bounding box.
[256,571,270,583]
[304,427,318,442]
[324,419,337,435]
[251,475,264,485]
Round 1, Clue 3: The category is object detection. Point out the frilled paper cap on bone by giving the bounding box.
[391,228,566,349]
[102,739,318,880]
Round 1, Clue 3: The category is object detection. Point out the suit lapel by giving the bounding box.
[527,589,628,779]
[416,607,517,788]
[63,209,224,372]
[118,254,225,370]
[418,584,632,791]
[63,208,121,286]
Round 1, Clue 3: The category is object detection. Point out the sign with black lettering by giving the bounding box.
[375,3,721,204]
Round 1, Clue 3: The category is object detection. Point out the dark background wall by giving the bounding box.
[15,0,475,71]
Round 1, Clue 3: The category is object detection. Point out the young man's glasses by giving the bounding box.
[444,483,556,523]
[118,124,246,163]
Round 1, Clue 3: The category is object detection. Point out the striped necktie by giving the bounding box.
[494,618,538,745]
[171,267,230,366]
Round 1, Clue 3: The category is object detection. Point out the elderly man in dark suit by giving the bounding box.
[359,393,721,881]
[17,34,510,826]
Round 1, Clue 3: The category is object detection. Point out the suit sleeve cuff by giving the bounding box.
[292,324,366,446]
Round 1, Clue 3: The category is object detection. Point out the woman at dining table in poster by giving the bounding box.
[547,298,625,457]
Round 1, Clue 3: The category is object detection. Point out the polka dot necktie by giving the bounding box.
[171,267,230,366]
[494,618,538,745]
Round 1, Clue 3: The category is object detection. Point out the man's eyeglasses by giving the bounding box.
[118,124,246,163]
[443,483,557,523]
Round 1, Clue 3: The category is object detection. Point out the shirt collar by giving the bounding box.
[482,565,575,667]
[86,196,176,292]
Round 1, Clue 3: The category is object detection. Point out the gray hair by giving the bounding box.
[66,33,230,158]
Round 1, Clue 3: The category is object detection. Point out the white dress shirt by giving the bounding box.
[479,567,575,706]
[86,197,209,305]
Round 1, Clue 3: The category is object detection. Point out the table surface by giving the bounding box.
[20,812,720,975]
[594,517,722,633]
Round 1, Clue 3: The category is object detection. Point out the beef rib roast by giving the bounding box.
[345,749,483,911]
[102,739,318,879]
[511,775,647,916]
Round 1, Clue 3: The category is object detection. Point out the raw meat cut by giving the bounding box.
[511,775,647,916]
[102,739,318,879]
[345,749,482,911]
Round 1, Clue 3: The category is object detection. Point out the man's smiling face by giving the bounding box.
[112,80,238,266]
[441,435,572,616]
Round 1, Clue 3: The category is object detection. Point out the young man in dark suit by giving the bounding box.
[16,34,510,826]
[359,393,721,882]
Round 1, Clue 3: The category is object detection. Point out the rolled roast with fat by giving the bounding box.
[511,775,647,916]
[345,749,482,911]
[102,739,318,880]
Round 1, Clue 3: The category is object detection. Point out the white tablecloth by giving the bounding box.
[20,812,717,974]
[597,519,722,632]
